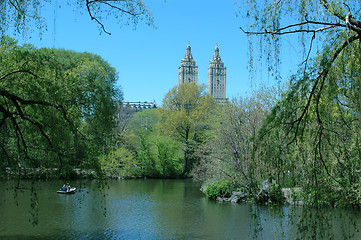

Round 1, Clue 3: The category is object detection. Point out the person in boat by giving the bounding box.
[66,183,71,191]
[61,184,67,192]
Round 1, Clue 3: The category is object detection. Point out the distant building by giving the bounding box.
[208,45,227,102]
[178,43,227,103]
[115,101,157,134]
[115,101,157,124]
[178,42,198,85]
[121,101,157,112]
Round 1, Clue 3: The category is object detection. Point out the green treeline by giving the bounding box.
[2,34,361,208]
[102,82,215,178]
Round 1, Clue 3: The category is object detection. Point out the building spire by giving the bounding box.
[212,43,221,61]
[185,41,193,59]
[178,42,198,85]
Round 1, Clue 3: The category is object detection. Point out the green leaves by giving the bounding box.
[123,109,183,178]
[0,0,154,36]
[161,82,216,174]
[0,37,121,176]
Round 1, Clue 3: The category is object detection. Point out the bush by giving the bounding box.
[201,179,235,200]
[99,147,139,179]
[269,183,284,204]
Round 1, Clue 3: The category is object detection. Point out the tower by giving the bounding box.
[178,42,198,85]
[208,45,226,101]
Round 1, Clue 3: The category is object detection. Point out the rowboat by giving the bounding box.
[57,187,76,194]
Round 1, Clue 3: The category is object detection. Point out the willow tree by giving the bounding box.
[161,83,215,175]
[242,1,361,206]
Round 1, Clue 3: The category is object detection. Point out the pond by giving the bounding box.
[0,179,360,239]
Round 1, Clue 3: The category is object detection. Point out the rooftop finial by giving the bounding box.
[213,43,221,61]
[185,41,193,59]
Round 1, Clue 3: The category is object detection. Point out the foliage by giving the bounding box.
[268,183,284,204]
[154,135,183,177]
[241,0,361,207]
[192,86,278,196]
[99,146,138,179]
[0,0,154,36]
[0,36,121,177]
[124,109,183,178]
[201,179,235,200]
[161,82,216,175]
[240,0,361,80]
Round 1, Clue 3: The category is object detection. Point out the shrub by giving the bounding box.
[269,183,284,204]
[202,179,235,200]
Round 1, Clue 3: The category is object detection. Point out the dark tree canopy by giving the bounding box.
[0,36,121,175]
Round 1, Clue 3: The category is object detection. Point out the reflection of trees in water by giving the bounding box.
[250,205,359,240]
[295,207,358,240]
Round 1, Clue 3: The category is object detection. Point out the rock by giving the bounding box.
[260,179,272,192]
[229,191,248,203]
[282,188,292,203]
[257,179,272,203]
[216,197,227,202]
[282,187,303,204]
[215,191,248,203]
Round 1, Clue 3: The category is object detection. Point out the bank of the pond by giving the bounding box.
[2,167,98,180]
[1,167,188,180]
[215,187,304,205]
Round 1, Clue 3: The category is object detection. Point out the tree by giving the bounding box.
[241,0,361,206]
[122,108,183,178]
[0,36,121,177]
[161,82,215,175]
[154,135,182,177]
[0,0,153,179]
[192,87,277,195]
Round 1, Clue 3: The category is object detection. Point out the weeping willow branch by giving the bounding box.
[240,20,344,36]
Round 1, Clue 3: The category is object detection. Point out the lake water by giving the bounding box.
[0,179,360,239]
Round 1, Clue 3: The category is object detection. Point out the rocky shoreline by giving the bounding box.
[216,188,303,205]
[216,180,304,205]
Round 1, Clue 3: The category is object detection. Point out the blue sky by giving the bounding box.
[17,0,302,105]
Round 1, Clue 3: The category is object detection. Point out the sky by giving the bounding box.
[16,0,302,106]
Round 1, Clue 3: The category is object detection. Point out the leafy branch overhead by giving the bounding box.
[241,0,361,137]
[1,0,154,35]
[241,0,361,73]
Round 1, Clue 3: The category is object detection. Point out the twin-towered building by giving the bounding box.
[178,43,227,102]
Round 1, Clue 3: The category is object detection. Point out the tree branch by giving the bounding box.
[320,0,361,34]
[86,0,112,35]
[240,20,344,36]
[88,0,142,16]
[286,34,360,146]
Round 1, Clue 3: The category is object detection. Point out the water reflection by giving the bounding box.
[0,179,360,239]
